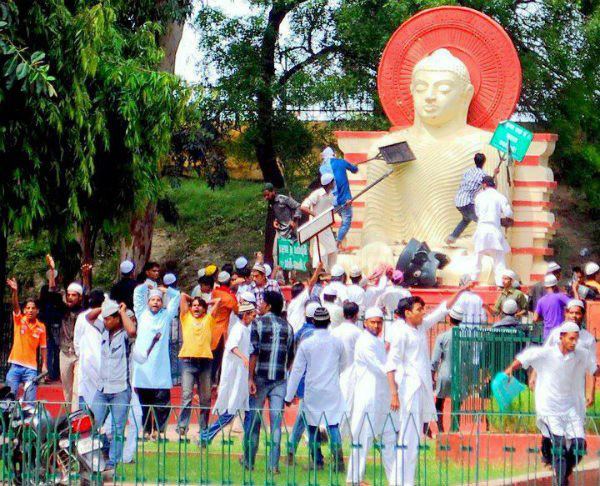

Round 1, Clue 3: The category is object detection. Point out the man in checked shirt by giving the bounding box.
[242,291,294,473]
[445,153,499,245]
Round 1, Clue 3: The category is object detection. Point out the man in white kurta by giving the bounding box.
[201,303,255,443]
[347,307,396,485]
[300,173,338,271]
[505,322,598,486]
[386,285,472,486]
[330,301,363,420]
[544,300,597,426]
[285,307,347,469]
[74,307,104,408]
[472,176,512,286]
[454,275,487,325]
[376,270,412,320]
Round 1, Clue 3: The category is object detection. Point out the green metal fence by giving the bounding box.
[1,401,599,485]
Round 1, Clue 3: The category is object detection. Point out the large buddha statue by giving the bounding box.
[359,49,508,272]
[336,6,557,285]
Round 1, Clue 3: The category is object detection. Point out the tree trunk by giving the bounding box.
[257,3,296,259]
[122,202,157,272]
[125,18,184,271]
[0,230,7,323]
[78,222,94,290]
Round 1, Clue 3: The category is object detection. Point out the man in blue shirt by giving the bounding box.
[321,146,359,249]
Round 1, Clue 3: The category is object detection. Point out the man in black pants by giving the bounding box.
[446,153,499,245]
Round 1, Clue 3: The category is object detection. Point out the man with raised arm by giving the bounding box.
[386,283,473,486]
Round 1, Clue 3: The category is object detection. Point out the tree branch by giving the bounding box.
[278,45,337,86]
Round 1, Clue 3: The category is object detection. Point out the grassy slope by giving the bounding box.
[153,179,265,291]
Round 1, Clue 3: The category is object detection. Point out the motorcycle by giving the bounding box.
[0,373,105,485]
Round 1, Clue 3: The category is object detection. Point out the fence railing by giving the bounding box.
[450,326,543,426]
[0,401,599,485]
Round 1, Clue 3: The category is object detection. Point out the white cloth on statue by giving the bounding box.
[454,291,487,325]
[517,344,595,439]
[301,188,337,269]
[286,288,310,334]
[75,310,104,406]
[376,286,412,318]
[473,188,512,254]
[213,322,251,415]
[330,321,362,411]
[347,331,396,485]
[474,249,507,287]
[285,329,347,427]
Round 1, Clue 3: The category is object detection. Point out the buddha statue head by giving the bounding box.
[410,49,474,128]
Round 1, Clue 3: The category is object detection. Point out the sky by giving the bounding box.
[175,0,255,83]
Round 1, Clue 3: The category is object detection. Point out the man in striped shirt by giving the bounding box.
[446,153,499,245]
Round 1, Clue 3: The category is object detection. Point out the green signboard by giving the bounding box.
[277,237,310,271]
[489,120,533,162]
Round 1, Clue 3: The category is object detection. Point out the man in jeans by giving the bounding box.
[91,300,136,471]
[243,291,294,473]
[446,153,499,245]
[327,148,359,250]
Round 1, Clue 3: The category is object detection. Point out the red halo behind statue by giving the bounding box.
[377,6,522,131]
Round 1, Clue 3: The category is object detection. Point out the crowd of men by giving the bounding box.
[5,244,600,485]
[3,145,600,484]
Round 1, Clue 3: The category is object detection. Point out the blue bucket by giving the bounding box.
[491,372,527,411]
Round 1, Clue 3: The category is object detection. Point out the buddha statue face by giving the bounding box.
[410,49,474,128]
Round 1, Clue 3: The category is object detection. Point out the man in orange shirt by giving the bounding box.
[5,278,47,401]
[211,271,239,384]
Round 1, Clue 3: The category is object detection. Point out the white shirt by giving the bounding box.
[286,288,310,334]
[364,276,388,309]
[454,291,487,325]
[352,331,390,420]
[346,284,366,311]
[474,188,512,254]
[385,302,449,422]
[544,326,597,420]
[320,281,348,305]
[376,286,412,318]
[75,310,104,405]
[330,321,362,371]
[323,301,344,329]
[301,188,337,255]
[518,345,595,418]
[285,329,347,426]
[213,321,251,414]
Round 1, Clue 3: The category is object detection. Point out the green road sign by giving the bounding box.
[277,237,310,271]
[489,120,533,162]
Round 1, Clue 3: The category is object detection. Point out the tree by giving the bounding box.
[115,0,193,272]
[197,0,342,187]
[0,0,187,293]
[199,0,600,254]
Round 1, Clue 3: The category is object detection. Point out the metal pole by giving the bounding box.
[316,234,322,264]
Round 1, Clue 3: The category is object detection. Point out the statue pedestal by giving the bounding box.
[334,129,558,285]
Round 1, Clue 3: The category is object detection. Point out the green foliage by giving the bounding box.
[198,0,600,212]
[0,0,188,278]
